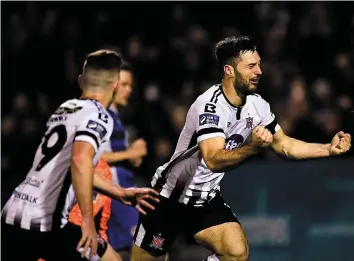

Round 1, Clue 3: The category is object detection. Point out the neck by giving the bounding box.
[110,102,119,112]
[221,78,244,107]
[81,91,109,108]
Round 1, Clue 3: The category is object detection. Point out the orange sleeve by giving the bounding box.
[68,159,113,241]
[68,203,83,226]
[98,158,113,241]
[95,158,111,179]
[99,196,111,241]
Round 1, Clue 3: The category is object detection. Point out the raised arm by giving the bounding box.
[271,129,351,159]
[256,98,352,159]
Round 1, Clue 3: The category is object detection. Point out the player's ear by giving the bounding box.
[224,65,234,77]
[78,74,83,90]
[114,80,120,90]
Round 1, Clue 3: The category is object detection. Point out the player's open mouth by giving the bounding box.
[250,79,259,84]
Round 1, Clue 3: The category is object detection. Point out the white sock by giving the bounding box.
[203,254,220,261]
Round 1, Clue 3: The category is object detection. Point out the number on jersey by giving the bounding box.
[98,112,109,123]
[35,125,67,171]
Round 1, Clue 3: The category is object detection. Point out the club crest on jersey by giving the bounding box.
[54,106,83,115]
[149,233,165,250]
[245,117,253,129]
[86,120,107,139]
[199,113,220,126]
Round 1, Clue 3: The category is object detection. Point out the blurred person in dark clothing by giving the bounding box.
[101,63,148,261]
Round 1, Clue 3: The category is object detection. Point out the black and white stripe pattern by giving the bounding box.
[1,99,113,231]
[149,84,281,207]
[209,87,222,104]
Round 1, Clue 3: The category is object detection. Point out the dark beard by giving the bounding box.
[234,70,253,103]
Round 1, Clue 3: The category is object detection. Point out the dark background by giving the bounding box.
[1,2,354,261]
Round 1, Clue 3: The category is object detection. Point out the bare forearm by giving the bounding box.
[102,151,129,164]
[93,174,125,200]
[281,137,331,159]
[71,157,94,219]
[207,144,259,172]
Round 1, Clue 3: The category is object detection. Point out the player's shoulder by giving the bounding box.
[56,98,83,110]
[195,84,223,105]
[61,98,113,127]
[193,84,230,112]
[48,98,87,123]
[190,84,230,119]
[78,99,112,123]
[246,93,272,118]
[246,93,270,106]
[57,98,99,113]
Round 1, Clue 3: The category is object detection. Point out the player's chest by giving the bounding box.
[224,107,261,150]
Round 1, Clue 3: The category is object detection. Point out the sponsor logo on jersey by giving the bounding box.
[13,190,38,204]
[225,134,244,150]
[24,177,43,188]
[199,113,220,126]
[149,233,165,250]
[86,120,107,139]
[54,106,83,115]
[48,116,68,123]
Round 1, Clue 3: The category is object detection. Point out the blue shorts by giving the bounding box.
[108,167,139,251]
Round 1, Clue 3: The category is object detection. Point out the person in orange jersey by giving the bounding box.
[68,158,113,241]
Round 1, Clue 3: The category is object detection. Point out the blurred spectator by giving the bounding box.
[2,1,353,180]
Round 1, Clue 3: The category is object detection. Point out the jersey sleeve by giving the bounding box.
[74,109,112,152]
[192,97,228,143]
[260,100,281,134]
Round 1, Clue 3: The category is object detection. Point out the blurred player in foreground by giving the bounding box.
[1,49,159,261]
[131,36,351,261]
[102,63,147,261]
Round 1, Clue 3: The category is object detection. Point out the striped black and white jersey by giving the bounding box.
[151,84,281,206]
[2,98,113,232]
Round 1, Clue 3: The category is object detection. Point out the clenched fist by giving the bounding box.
[330,131,351,155]
[251,126,273,148]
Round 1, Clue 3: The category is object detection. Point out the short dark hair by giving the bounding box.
[120,61,133,73]
[84,49,123,72]
[215,36,257,74]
